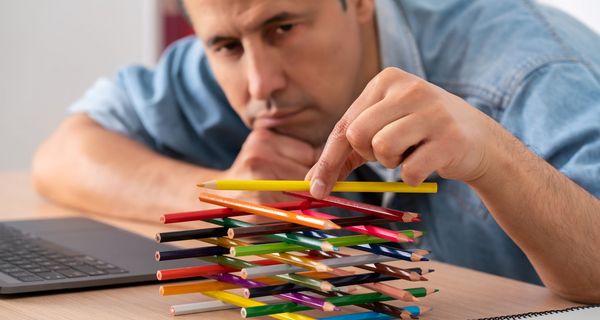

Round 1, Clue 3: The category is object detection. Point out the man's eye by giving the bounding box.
[275,24,294,35]
[216,42,241,53]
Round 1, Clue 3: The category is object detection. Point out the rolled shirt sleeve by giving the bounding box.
[500,62,600,197]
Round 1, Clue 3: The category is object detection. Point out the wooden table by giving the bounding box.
[0,172,579,319]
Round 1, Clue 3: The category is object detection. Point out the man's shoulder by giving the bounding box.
[403,0,598,108]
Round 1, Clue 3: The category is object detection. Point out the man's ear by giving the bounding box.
[351,0,376,23]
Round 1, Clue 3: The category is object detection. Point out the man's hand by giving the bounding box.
[214,128,319,223]
[307,67,497,198]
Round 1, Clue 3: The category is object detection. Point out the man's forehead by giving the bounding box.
[186,0,321,38]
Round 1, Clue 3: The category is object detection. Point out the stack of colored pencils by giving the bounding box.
[156,180,439,319]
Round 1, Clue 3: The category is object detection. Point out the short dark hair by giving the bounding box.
[177,0,348,24]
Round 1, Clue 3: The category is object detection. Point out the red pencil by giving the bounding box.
[161,199,328,224]
[157,259,281,281]
[285,192,420,223]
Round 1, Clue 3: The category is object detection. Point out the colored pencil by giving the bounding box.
[318,291,423,320]
[304,230,428,262]
[155,227,228,243]
[298,209,418,242]
[203,291,316,320]
[199,180,437,193]
[244,272,397,298]
[160,280,242,295]
[324,268,418,302]
[202,255,338,293]
[287,192,421,223]
[307,250,430,281]
[241,292,395,318]
[154,246,229,261]
[199,193,341,230]
[231,234,388,257]
[201,237,332,272]
[241,253,396,279]
[207,217,337,252]
[228,216,390,238]
[161,199,329,224]
[317,312,393,320]
[170,296,282,316]
[157,259,279,281]
[212,273,338,312]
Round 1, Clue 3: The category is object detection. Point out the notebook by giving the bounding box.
[475,305,600,319]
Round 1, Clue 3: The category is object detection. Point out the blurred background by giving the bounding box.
[0,0,598,170]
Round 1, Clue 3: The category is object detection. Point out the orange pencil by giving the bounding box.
[198,193,341,230]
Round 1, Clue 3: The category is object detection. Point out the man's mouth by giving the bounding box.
[253,108,306,129]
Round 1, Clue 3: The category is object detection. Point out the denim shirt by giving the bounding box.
[70,0,600,284]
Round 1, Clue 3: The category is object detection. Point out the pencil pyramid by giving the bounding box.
[156,188,438,319]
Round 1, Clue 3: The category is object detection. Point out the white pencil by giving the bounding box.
[241,253,396,279]
[170,296,282,316]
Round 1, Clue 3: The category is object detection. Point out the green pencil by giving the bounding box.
[232,234,388,257]
[241,292,393,318]
[207,218,337,252]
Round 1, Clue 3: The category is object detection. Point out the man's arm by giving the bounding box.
[307,67,600,303]
[32,114,219,221]
[469,121,600,303]
[33,114,318,223]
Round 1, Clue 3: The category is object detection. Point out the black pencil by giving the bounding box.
[155,227,229,243]
[244,272,396,298]
[155,246,230,261]
[228,216,390,239]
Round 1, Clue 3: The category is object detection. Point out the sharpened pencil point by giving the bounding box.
[154,251,160,261]
[156,271,162,281]
[155,234,161,243]
[323,302,339,312]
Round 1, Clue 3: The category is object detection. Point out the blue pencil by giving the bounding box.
[317,311,393,320]
[303,230,428,262]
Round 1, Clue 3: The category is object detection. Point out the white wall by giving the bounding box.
[0,0,160,170]
[0,1,597,170]
[540,0,600,34]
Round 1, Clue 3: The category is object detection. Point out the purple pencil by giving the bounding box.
[211,273,338,312]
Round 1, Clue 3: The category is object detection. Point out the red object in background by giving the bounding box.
[162,1,195,50]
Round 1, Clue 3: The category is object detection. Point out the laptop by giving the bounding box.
[0,217,202,294]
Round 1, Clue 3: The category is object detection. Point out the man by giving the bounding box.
[33,0,600,303]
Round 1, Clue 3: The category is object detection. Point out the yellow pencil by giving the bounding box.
[198,180,438,193]
[198,193,341,230]
[202,291,316,320]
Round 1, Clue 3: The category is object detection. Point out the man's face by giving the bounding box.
[184,0,377,147]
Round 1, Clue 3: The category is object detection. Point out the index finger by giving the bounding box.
[308,118,355,199]
[308,83,383,198]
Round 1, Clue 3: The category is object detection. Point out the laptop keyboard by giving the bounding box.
[0,223,128,282]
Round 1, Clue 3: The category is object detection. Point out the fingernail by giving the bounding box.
[310,179,327,199]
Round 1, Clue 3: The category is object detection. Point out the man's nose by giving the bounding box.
[245,47,286,101]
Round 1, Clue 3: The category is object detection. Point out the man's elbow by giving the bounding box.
[31,135,63,201]
[549,283,600,304]
[31,114,91,202]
